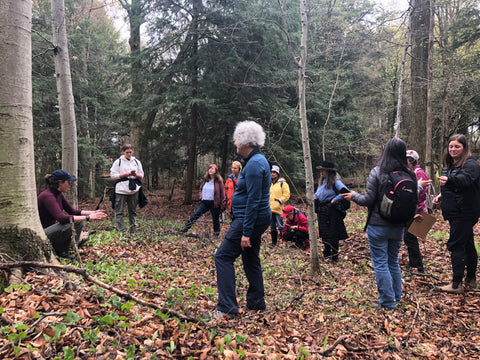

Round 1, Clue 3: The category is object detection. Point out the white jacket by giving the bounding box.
[110,155,144,195]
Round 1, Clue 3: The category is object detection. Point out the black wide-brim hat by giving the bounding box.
[315,161,337,172]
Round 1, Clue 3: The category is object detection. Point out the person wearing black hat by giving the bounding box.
[314,161,349,262]
[37,170,108,259]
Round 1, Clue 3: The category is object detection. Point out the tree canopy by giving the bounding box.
[29,0,480,197]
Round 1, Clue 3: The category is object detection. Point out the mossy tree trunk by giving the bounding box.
[0,0,58,290]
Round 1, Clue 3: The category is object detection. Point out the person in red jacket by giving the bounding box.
[281,205,309,250]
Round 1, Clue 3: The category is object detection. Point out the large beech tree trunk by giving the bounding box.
[0,0,58,289]
[52,0,79,206]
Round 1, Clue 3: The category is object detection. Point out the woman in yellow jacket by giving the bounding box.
[269,165,290,246]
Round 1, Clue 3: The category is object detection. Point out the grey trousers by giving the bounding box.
[114,192,139,233]
[44,221,84,254]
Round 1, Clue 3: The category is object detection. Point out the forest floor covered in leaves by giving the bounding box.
[1,190,480,359]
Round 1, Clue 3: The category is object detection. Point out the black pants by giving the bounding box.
[44,221,84,254]
[447,218,478,283]
[322,238,339,261]
[404,220,424,271]
[283,230,308,249]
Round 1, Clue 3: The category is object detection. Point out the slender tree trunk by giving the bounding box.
[425,0,434,178]
[410,0,430,158]
[184,0,201,205]
[297,0,319,273]
[81,0,95,201]
[395,6,412,138]
[279,0,318,271]
[322,32,346,159]
[52,0,78,206]
[0,0,58,289]
[221,130,229,179]
[122,0,143,148]
[119,0,146,177]
[185,106,198,204]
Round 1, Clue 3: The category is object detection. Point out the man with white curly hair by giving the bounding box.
[207,121,272,320]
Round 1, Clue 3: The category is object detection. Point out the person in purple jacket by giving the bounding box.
[37,170,107,259]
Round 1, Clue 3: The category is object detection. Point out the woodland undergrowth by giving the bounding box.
[1,191,480,359]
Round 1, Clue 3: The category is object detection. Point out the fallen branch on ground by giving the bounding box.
[0,261,196,322]
[317,335,363,356]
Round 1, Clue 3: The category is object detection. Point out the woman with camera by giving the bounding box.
[110,144,144,234]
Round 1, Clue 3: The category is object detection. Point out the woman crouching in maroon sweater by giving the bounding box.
[37,170,107,259]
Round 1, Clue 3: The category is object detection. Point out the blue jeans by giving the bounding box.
[366,224,404,309]
[270,213,284,234]
[214,217,270,314]
[184,200,221,234]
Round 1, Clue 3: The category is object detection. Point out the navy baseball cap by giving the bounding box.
[51,170,77,182]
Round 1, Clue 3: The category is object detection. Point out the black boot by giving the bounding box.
[271,231,278,246]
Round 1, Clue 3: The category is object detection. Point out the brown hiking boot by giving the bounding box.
[438,282,464,294]
[464,278,477,289]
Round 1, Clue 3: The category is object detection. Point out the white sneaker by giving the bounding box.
[202,310,235,320]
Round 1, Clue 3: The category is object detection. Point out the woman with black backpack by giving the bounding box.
[342,138,416,310]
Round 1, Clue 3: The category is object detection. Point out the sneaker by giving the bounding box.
[464,278,477,288]
[202,310,236,320]
[438,282,464,294]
